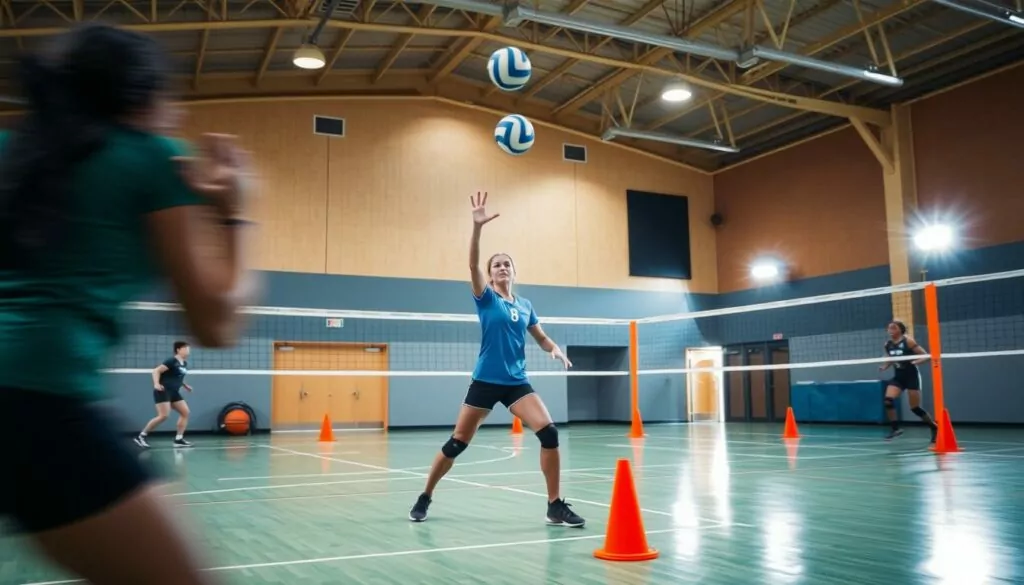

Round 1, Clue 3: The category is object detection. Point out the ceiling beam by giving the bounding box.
[549,0,748,117]
[0,12,889,125]
[374,4,437,83]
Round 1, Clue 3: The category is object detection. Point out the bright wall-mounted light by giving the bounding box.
[913,223,955,252]
[750,259,784,280]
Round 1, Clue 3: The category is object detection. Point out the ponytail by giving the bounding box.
[0,23,169,269]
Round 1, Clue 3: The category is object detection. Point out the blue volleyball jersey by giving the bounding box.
[471,285,538,385]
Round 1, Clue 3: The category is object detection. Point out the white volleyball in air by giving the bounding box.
[494,114,535,156]
[487,46,532,91]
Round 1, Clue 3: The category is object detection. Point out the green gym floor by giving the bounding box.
[3,422,1023,584]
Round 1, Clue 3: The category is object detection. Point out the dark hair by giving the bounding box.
[0,23,170,268]
[174,341,190,353]
[889,320,907,334]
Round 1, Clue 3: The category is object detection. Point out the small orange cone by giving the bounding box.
[593,458,659,562]
[318,414,335,442]
[511,416,523,435]
[783,407,800,439]
[628,408,645,439]
[931,408,961,453]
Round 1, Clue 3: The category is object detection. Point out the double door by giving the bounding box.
[724,341,790,423]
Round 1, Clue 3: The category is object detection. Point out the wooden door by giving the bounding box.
[686,348,722,422]
[770,344,791,421]
[272,342,388,430]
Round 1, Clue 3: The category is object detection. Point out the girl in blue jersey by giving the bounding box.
[0,23,255,585]
[409,192,585,528]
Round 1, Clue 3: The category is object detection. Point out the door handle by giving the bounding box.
[352,389,360,399]
[300,390,308,399]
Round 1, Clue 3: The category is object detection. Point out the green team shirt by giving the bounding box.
[0,129,206,401]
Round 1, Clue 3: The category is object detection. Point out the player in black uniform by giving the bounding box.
[135,341,194,448]
[878,320,938,442]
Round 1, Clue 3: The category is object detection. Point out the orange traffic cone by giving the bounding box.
[593,458,659,562]
[318,414,335,442]
[783,407,800,439]
[931,408,961,453]
[511,416,523,435]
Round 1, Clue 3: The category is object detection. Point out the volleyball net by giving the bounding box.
[104,268,1024,430]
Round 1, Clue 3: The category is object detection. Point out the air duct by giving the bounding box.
[503,2,740,62]
[930,0,1024,29]
[602,127,740,154]
[740,45,904,87]
[414,0,906,87]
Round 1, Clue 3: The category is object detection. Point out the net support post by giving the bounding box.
[924,283,959,452]
[879,104,919,335]
[628,320,644,438]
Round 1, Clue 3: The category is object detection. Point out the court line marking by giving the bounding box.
[604,443,886,461]
[217,446,520,481]
[20,524,730,584]
[642,436,890,452]
[176,458,939,508]
[178,476,649,507]
[264,445,757,527]
[733,430,1024,446]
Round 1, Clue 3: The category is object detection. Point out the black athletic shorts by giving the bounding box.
[887,370,921,391]
[0,386,152,534]
[154,386,184,404]
[464,379,535,410]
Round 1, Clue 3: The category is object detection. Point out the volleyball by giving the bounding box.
[487,46,531,91]
[494,114,535,156]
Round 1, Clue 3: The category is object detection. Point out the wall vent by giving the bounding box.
[314,115,345,137]
[317,0,360,16]
[563,143,587,163]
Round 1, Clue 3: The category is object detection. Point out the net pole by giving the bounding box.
[923,284,945,421]
[628,320,644,438]
[924,282,959,452]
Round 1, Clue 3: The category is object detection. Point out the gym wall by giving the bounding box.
[711,62,1024,424]
[104,98,718,433]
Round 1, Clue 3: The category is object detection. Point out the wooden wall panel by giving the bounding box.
[713,128,888,293]
[183,103,329,274]
[182,98,715,293]
[913,64,1024,249]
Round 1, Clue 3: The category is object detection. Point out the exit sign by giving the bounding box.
[772,333,784,340]
[326,318,344,328]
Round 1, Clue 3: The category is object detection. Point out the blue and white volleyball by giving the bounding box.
[487,46,531,92]
[494,114,535,156]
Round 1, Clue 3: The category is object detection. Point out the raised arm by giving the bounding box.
[469,191,498,298]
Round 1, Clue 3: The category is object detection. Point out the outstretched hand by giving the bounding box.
[551,348,572,370]
[470,191,499,226]
[175,133,254,216]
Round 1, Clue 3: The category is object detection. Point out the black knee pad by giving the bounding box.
[441,435,468,459]
[884,397,896,409]
[536,423,559,449]
[911,406,927,418]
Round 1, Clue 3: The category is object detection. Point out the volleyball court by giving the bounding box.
[51,267,1022,580]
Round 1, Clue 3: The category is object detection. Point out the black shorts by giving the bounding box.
[154,386,184,404]
[464,379,535,410]
[887,370,921,391]
[0,386,152,534]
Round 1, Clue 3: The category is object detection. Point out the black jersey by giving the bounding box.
[885,337,918,373]
[159,357,189,390]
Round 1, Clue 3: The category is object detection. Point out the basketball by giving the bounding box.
[494,114,535,156]
[487,46,531,91]
[222,408,251,435]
